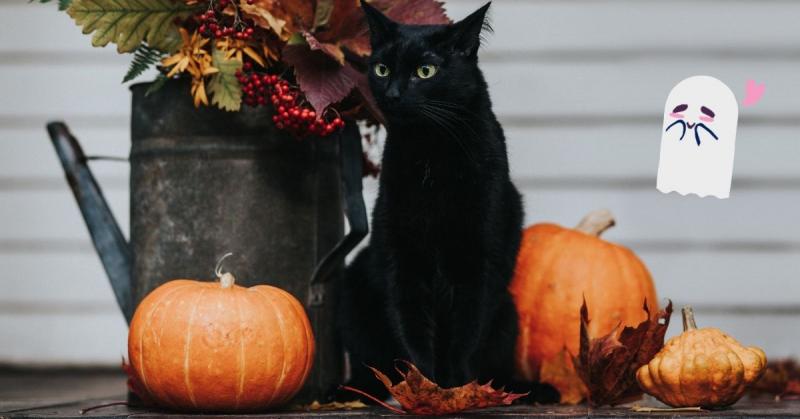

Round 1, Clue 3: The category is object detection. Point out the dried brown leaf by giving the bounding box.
[574,299,673,407]
[749,359,800,398]
[344,360,527,415]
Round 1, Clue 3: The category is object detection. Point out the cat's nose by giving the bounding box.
[386,83,401,101]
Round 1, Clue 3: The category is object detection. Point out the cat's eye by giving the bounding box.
[416,64,437,79]
[374,63,390,78]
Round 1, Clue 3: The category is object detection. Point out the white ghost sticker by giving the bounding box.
[656,75,738,199]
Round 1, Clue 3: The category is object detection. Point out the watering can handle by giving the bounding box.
[47,122,134,323]
[309,121,369,287]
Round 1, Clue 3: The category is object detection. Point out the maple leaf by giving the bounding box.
[539,348,588,405]
[343,360,527,415]
[573,299,673,407]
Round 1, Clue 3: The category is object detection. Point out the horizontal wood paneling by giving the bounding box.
[359,187,800,242]
[0,313,127,365]
[0,254,119,304]
[445,1,800,54]
[5,186,800,242]
[506,125,800,179]
[3,249,798,307]
[4,58,800,120]
[0,128,129,179]
[5,124,800,182]
[0,189,129,240]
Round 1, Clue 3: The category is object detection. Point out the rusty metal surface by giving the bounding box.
[128,79,344,402]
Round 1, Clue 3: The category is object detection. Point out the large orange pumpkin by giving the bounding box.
[128,259,315,412]
[510,209,658,381]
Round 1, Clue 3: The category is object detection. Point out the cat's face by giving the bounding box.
[363,2,491,122]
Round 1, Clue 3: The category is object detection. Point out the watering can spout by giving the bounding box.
[47,122,133,323]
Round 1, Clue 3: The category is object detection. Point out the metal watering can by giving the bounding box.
[47,79,368,401]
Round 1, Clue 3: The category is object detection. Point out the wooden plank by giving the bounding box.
[506,125,800,179]
[0,128,129,179]
[361,187,800,243]
[638,251,800,306]
[0,312,127,365]
[0,189,129,240]
[0,254,120,305]
[482,60,800,118]
[3,249,799,307]
[2,58,798,123]
[445,0,800,54]
[9,181,800,242]
[4,124,800,181]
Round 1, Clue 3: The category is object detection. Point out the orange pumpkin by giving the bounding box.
[510,209,658,381]
[128,257,315,412]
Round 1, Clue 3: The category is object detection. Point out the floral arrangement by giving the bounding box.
[41,0,449,138]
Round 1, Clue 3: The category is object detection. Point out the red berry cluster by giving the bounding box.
[237,65,345,138]
[196,9,254,40]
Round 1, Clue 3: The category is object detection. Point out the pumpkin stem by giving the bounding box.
[215,253,236,289]
[220,272,236,289]
[575,209,616,237]
[682,306,698,331]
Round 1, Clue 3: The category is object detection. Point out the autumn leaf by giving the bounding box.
[573,299,673,407]
[539,348,587,405]
[377,0,450,25]
[297,400,368,411]
[342,360,527,415]
[238,0,313,40]
[315,0,450,59]
[282,44,362,114]
[122,358,155,406]
[66,0,197,53]
[207,48,243,111]
[749,359,800,398]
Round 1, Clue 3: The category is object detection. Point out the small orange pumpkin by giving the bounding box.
[128,256,315,412]
[510,209,658,381]
[637,306,767,408]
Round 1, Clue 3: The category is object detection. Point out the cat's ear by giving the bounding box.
[447,2,492,58]
[361,1,397,47]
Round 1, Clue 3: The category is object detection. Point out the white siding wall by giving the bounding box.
[1,0,798,365]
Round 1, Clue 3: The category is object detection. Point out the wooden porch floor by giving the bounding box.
[2,368,798,418]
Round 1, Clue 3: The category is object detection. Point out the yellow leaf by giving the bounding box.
[242,46,266,67]
[239,0,287,39]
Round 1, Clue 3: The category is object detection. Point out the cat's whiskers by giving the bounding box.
[422,104,483,141]
[419,106,478,166]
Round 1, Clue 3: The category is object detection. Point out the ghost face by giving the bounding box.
[665,103,719,146]
[657,76,738,198]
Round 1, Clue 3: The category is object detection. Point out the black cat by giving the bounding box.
[336,1,525,400]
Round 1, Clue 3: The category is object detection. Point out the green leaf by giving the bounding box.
[123,43,163,83]
[145,73,168,97]
[207,48,242,112]
[66,0,198,53]
[34,0,72,11]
